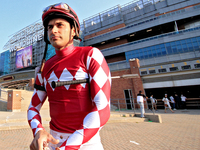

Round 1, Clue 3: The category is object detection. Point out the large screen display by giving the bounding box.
[15,45,32,69]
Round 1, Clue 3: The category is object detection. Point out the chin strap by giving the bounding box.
[39,27,49,73]
[38,42,48,73]
[34,27,49,91]
[73,20,82,41]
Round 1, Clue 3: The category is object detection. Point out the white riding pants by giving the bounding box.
[48,129,104,150]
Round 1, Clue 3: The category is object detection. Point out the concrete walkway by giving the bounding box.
[0,109,200,150]
[0,109,148,130]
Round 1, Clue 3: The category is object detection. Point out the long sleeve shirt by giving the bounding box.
[27,45,111,149]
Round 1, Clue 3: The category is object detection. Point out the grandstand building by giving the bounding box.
[0,0,200,108]
[81,0,200,102]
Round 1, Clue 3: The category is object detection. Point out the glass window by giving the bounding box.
[161,48,167,55]
[191,38,197,43]
[186,39,191,44]
[169,67,179,71]
[147,48,153,58]
[143,48,148,59]
[139,51,144,59]
[167,47,172,54]
[151,46,157,57]
[149,70,156,74]
[177,45,183,53]
[172,45,178,53]
[181,65,191,70]
[156,49,162,56]
[151,46,156,50]
[181,39,186,44]
[171,42,176,46]
[141,71,147,75]
[187,43,193,51]
[194,64,200,68]
[134,52,140,59]
[158,68,167,73]
[155,45,160,49]
[182,44,188,52]
[176,41,181,46]
[196,36,200,43]
[160,44,165,49]
[193,42,199,50]
[131,50,136,56]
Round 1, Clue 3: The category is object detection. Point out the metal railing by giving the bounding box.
[111,97,200,115]
[110,98,157,115]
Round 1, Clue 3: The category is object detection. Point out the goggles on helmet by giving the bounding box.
[43,3,69,13]
[42,2,80,29]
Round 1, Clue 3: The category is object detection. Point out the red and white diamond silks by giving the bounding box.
[28,45,111,150]
[28,72,47,135]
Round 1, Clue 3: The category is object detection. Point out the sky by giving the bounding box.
[0,0,134,53]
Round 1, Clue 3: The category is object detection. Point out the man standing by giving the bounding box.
[150,95,157,112]
[181,94,187,110]
[27,3,111,150]
[137,91,147,118]
[174,94,181,109]
[170,95,176,110]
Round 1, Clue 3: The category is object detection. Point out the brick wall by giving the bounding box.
[110,59,146,109]
[129,59,145,97]
[7,90,21,112]
[111,70,134,98]
[111,70,133,109]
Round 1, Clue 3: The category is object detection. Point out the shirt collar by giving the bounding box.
[55,44,75,57]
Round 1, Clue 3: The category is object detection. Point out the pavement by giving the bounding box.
[0,108,200,150]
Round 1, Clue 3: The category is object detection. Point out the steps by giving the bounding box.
[0,90,149,130]
[109,113,149,123]
[0,110,148,131]
[0,109,50,130]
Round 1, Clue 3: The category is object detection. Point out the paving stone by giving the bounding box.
[0,109,200,150]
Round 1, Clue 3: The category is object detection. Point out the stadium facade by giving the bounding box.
[0,0,200,107]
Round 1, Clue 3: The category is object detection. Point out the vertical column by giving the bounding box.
[129,58,146,108]
[7,90,21,112]
[129,58,145,95]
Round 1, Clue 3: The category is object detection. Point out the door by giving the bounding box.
[124,89,133,109]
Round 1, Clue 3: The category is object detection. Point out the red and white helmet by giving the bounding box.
[42,2,81,41]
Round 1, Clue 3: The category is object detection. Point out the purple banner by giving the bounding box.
[15,45,32,69]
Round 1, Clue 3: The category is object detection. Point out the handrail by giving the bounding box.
[111,97,200,111]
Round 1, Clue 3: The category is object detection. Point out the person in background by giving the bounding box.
[170,95,176,110]
[174,94,181,109]
[150,95,158,112]
[162,94,174,113]
[137,91,148,118]
[181,94,187,110]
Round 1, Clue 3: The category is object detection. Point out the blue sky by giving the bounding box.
[0,0,133,53]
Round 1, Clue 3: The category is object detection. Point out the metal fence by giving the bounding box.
[110,98,157,115]
[110,97,200,114]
